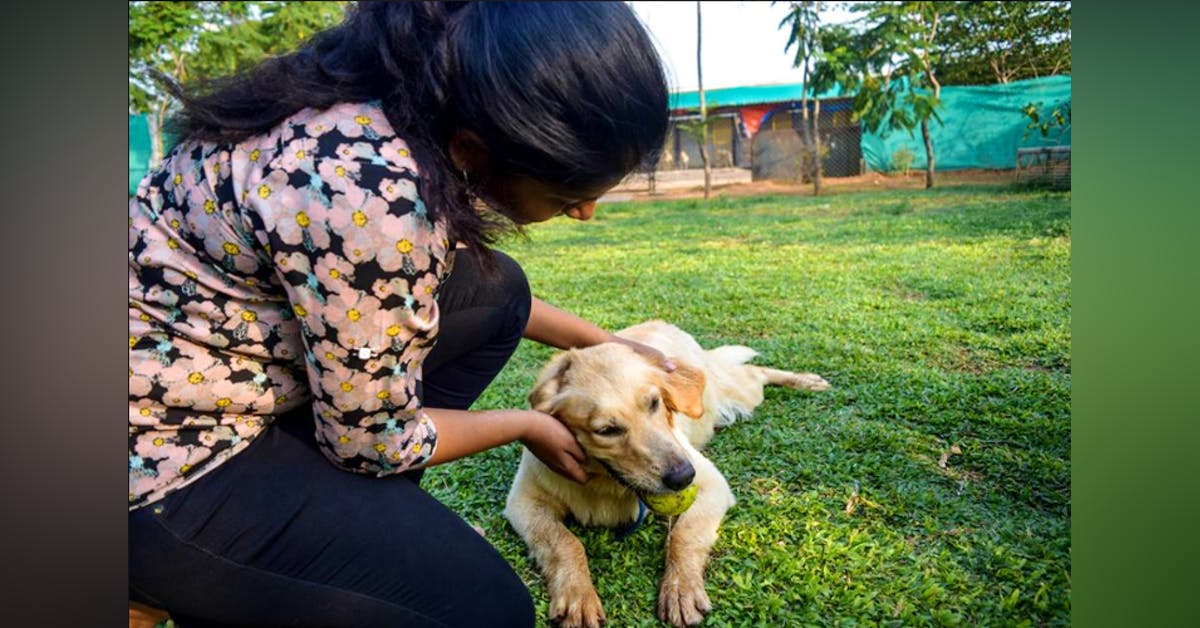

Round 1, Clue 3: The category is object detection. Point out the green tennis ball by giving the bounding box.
[642,484,699,517]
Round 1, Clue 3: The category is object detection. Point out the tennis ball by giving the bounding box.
[641,484,699,517]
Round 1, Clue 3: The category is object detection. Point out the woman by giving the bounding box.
[128,2,671,626]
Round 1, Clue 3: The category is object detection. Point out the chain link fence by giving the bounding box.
[641,98,866,185]
[750,99,864,182]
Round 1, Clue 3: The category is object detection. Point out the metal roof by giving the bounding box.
[669,82,846,111]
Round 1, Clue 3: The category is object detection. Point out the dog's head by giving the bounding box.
[528,342,706,495]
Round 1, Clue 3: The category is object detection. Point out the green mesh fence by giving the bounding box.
[129,115,178,197]
[861,75,1071,172]
[129,114,152,196]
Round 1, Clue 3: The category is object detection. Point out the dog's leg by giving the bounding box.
[657,461,736,627]
[505,489,606,628]
[751,365,830,391]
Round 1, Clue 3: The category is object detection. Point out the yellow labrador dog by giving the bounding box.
[505,320,829,627]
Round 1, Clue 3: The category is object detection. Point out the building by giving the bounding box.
[662,82,863,180]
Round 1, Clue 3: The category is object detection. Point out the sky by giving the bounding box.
[629,1,855,93]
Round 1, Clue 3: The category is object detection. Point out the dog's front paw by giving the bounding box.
[549,583,606,628]
[657,573,711,627]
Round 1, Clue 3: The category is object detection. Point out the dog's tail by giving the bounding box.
[708,345,758,366]
[700,346,755,427]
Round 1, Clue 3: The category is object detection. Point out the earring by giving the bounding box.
[462,169,479,207]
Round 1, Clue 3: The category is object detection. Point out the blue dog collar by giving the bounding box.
[615,498,649,540]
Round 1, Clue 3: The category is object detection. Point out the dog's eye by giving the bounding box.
[594,424,626,437]
[647,395,660,413]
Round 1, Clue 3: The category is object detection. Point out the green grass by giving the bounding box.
[420,185,1070,627]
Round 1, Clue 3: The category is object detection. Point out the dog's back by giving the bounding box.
[616,320,828,449]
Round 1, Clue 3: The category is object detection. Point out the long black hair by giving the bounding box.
[167,1,670,252]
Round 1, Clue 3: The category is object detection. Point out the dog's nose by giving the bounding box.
[662,460,695,491]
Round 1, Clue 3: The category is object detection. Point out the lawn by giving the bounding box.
[421,185,1071,627]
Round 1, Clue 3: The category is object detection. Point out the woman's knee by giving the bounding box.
[416,522,535,627]
[463,246,530,307]
[490,249,531,305]
[456,561,535,627]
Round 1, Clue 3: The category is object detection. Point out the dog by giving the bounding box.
[505,320,830,627]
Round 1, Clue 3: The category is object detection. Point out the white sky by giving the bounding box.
[629,1,855,92]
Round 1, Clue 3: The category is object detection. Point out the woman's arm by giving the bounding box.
[525,296,676,371]
[419,407,588,483]
[524,296,609,349]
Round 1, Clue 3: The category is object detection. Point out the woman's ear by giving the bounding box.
[527,351,574,414]
[661,362,706,419]
[448,128,490,177]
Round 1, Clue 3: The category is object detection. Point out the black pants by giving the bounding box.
[129,248,535,627]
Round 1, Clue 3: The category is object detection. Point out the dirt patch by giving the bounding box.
[929,347,996,375]
[895,290,928,301]
[604,169,1019,203]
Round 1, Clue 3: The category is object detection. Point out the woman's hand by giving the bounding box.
[609,335,676,372]
[520,410,589,484]
[420,408,586,482]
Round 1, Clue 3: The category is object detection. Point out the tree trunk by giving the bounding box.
[798,64,814,187]
[919,4,942,190]
[812,97,823,196]
[921,117,934,189]
[149,103,166,169]
[697,1,711,200]
[922,73,941,189]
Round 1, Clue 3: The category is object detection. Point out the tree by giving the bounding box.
[129,1,347,166]
[1022,99,1071,145]
[129,1,207,167]
[806,23,866,178]
[696,1,712,200]
[779,1,824,195]
[674,102,722,183]
[935,1,1070,85]
[844,1,949,189]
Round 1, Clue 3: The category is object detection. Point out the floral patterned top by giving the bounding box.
[129,101,454,510]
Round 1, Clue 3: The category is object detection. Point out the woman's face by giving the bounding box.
[449,129,614,224]
[481,175,611,225]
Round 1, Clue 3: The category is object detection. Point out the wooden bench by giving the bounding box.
[1016,145,1071,189]
[129,601,170,628]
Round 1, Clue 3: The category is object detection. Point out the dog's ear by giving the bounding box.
[661,362,706,419]
[528,351,573,413]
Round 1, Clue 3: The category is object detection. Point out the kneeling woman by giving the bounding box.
[128,2,672,626]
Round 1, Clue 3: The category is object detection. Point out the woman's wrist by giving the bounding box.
[514,409,552,443]
[478,408,541,440]
[421,407,541,466]
[576,328,617,348]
